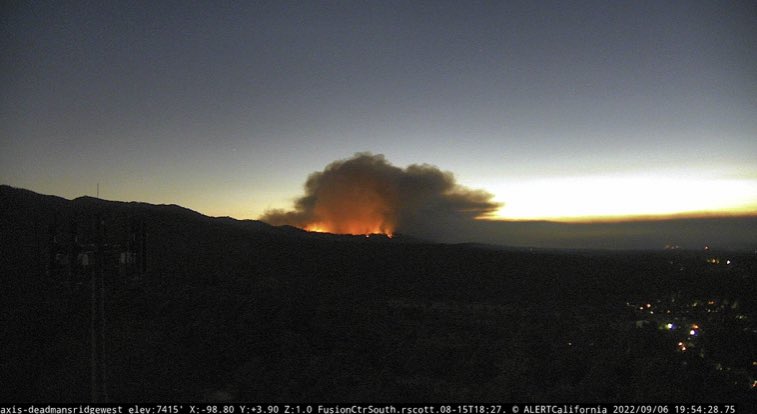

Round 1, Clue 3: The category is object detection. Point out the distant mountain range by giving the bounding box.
[0,184,411,245]
[2,184,755,252]
[455,214,757,251]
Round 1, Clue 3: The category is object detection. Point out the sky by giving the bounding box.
[2,0,757,225]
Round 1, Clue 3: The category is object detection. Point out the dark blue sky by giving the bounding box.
[2,0,756,220]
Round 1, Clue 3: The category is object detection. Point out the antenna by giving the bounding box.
[97,183,99,198]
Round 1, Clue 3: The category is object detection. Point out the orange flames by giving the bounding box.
[299,166,398,237]
[303,203,395,237]
[260,153,501,240]
[304,222,393,237]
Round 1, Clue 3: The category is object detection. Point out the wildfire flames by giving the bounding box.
[302,180,396,236]
[260,153,500,238]
[305,222,393,237]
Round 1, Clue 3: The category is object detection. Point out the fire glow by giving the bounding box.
[261,153,500,238]
[301,190,396,236]
[303,201,396,237]
[299,162,398,237]
[305,222,394,237]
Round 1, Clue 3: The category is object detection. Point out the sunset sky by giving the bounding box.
[2,1,756,223]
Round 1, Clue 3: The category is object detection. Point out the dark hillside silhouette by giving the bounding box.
[1,185,756,405]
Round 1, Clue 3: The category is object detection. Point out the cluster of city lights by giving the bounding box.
[629,301,704,353]
[706,257,733,265]
[629,296,756,391]
[667,322,700,353]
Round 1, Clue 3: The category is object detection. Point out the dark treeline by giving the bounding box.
[1,185,756,405]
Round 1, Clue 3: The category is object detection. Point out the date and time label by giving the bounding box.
[0,405,741,414]
[145,405,738,414]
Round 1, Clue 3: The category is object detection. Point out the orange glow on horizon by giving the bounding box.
[304,223,329,233]
[476,209,757,224]
[304,222,393,238]
[473,174,757,223]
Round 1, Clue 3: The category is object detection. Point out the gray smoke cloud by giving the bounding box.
[260,153,502,239]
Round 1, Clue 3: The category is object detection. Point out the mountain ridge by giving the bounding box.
[2,184,756,251]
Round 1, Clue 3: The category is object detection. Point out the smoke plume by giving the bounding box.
[260,153,501,238]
